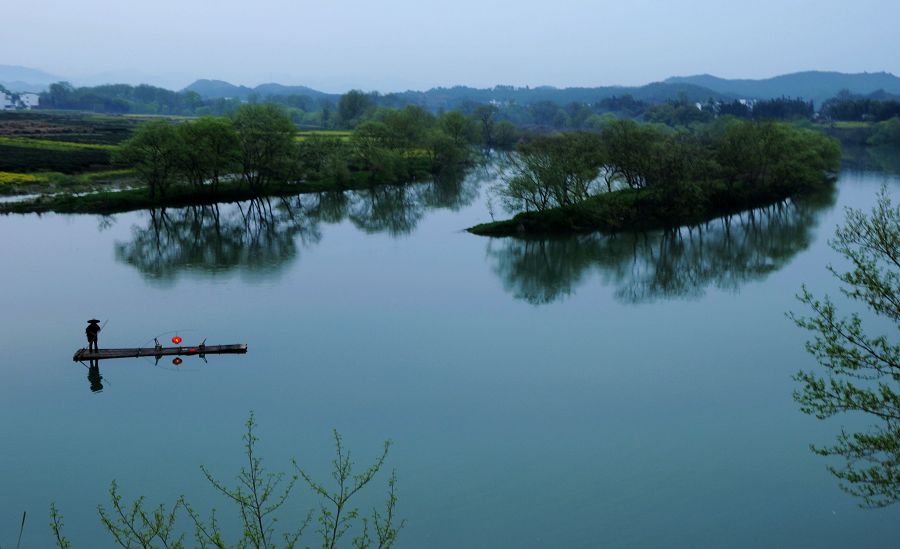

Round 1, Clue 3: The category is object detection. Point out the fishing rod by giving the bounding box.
[15,510,25,549]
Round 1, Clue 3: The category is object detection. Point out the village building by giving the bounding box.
[20,93,39,109]
[0,91,40,110]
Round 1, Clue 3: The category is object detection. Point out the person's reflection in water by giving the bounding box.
[87,359,104,393]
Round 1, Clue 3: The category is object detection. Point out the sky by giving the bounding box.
[3,0,898,92]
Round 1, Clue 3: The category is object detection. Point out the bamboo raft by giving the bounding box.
[73,343,248,362]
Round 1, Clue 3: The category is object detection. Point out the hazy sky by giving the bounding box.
[4,0,898,91]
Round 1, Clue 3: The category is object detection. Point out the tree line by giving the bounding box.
[821,93,900,122]
[117,103,485,199]
[38,81,900,138]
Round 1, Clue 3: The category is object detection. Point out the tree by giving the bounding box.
[791,188,900,507]
[529,100,567,127]
[50,414,403,549]
[297,135,351,183]
[45,81,75,108]
[711,120,840,192]
[232,104,298,189]
[497,132,605,213]
[600,119,665,190]
[176,116,239,192]
[337,90,374,128]
[350,120,399,181]
[426,112,479,168]
[868,118,900,147]
[115,120,182,198]
[565,102,594,129]
[473,104,498,147]
[437,111,478,148]
[643,99,713,126]
[373,105,435,149]
[492,120,520,149]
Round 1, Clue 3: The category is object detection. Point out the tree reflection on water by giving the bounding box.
[114,198,321,284]
[114,171,480,282]
[486,188,836,305]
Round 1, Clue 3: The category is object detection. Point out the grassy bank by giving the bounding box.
[0,158,433,215]
[469,174,836,236]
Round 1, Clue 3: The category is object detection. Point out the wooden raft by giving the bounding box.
[73,344,248,362]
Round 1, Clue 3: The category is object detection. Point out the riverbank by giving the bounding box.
[0,163,433,215]
[0,106,482,213]
[468,174,837,236]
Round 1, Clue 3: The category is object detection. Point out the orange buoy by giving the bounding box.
[173,357,183,366]
[172,335,183,344]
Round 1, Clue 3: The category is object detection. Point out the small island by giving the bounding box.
[468,119,841,236]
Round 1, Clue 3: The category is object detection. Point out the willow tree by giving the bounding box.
[497,132,605,213]
[791,188,900,507]
[115,120,182,198]
[176,116,239,193]
[232,103,297,190]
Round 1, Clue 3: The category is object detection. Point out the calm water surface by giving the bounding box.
[1,153,899,547]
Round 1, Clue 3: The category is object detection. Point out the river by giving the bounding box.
[1,150,898,547]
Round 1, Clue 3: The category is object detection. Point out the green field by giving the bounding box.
[0,171,42,185]
[831,121,874,129]
[0,110,139,145]
[0,136,116,151]
[295,130,352,141]
[0,142,114,174]
[0,111,137,191]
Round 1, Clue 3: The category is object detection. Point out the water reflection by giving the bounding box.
[87,359,103,393]
[114,173,480,282]
[314,169,480,237]
[422,167,481,211]
[114,199,320,283]
[487,189,836,305]
[841,145,900,175]
[347,185,426,237]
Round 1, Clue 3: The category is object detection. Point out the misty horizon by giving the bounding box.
[2,64,899,96]
[2,0,897,93]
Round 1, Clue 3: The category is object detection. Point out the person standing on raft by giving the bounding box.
[86,319,101,352]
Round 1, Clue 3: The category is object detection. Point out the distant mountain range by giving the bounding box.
[0,64,63,92]
[184,79,338,102]
[369,82,737,110]
[184,71,900,109]
[664,71,900,106]
[3,64,899,108]
[181,79,741,109]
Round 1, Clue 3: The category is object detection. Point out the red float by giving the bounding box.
[173,357,183,366]
[172,335,183,344]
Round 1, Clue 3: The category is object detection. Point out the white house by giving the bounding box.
[20,93,39,109]
[0,92,40,110]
